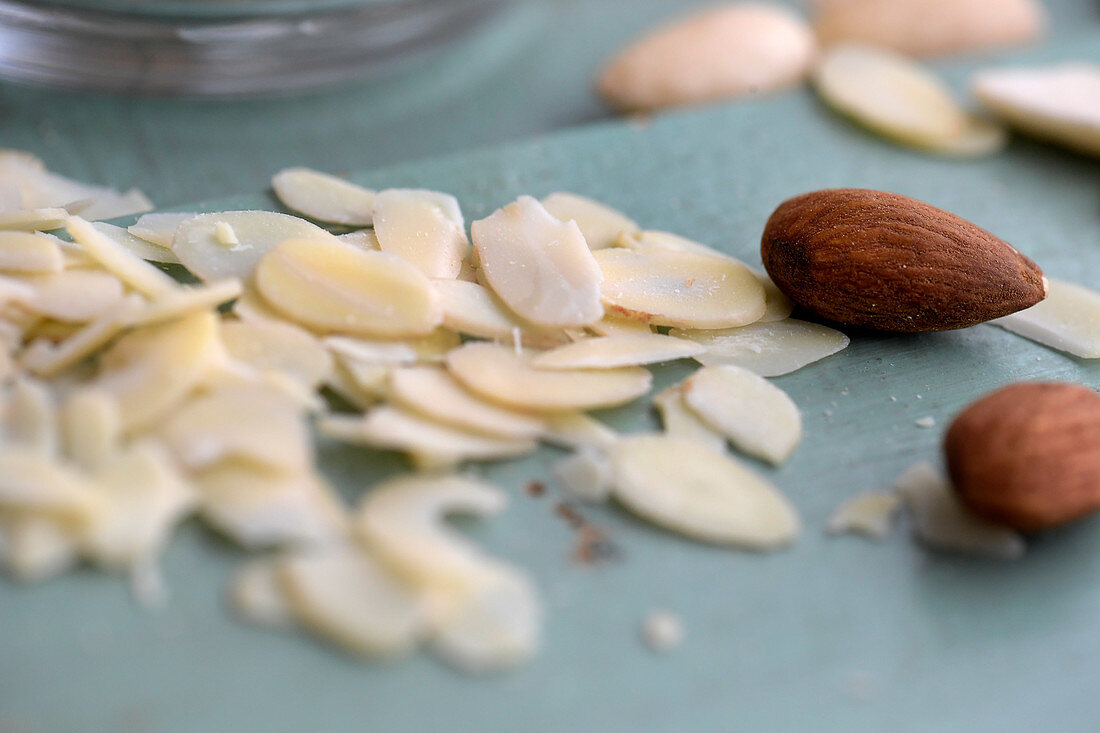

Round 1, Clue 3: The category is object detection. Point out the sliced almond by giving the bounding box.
[172,211,332,282]
[88,222,181,265]
[752,269,796,323]
[373,189,468,279]
[826,490,901,540]
[0,450,102,521]
[318,407,537,464]
[323,336,419,367]
[586,315,654,337]
[388,366,546,440]
[670,319,850,376]
[0,231,63,274]
[129,212,196,248]
[681,365,802,465]
[0,208,68,232]
[229,558,297,629]
[127,279,242,328]
[60,389,119,473]
[532,333,702,370]
[973,64,1100,157]
[552,448,614,503]
[21,295,141,378]
[2,379,58,454]
[433,279,523,339]
[337,229,380,250]
[894,462,1025,560]
[651,384,726,453]
[608,435,800,549]
[256,238,442,338]
[0,516,77,582]
[272,168,376,226]
[594,248,765,329]
[991,278,1100,358]
[66,216,178,297]
[540,192,638,250]
[278,543,429,658]
[327,357,391,407]
[617,229,733,260]
[446,342,651,412]
[220,318,333,391]
[76,189,153,222]
[20,269,124,322]
[540,412,620,451]
[471,196,604,328]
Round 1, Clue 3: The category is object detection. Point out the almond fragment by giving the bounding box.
[127,279,242,328]
[18,270,122,323]
[826,491,900,540]
[66,216,178,297]
[0,231,63,274]
[471,196,604,328]
[992,278,1100,358]
[2,379,58,454]
[670,319,849,376]
[433,279,524,339]
[596,4,815,112]
[0,517,77,582]
[651,384,727,453]
[552,449,614,503]
[59,389,119,473]
[540,193,638,250]
[220,318,333,391]
[595,248,765,329]
[0,450,102,522]
[761,189,1047,332]
[532,333,702,370]
[0,208,68,232]
[373,189,468,279]
[586,315,654,337]
[271,168,376,226]
[128,212,196,248]
[90,222,181,265]
[230,558,297,629]
[21,295,142,377]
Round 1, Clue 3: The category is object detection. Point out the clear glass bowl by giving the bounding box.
[0,0,510,97]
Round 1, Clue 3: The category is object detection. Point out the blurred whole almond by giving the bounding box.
[945,383,1100,531]
[814,0,1045,58]
[596,4,816,113]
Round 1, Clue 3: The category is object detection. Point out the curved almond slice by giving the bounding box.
[60,389,119,473]
[552,448,614,503]
[255,238,442,337]
[992,278,1100,358]
[594,248,765,329]
[617,229,733,260]
[826,490,901,540]
[172,211,331,282]
[446,342,651,412]
[0,231,63,273]
[76,189,152,222]
[271,168,375,226]
[652,384,726,453]
[127,279,242,328]
[894,462,1024,560]
[471,196,603,328]
[431,568,541,674]
[21,295,141,378]
[337,229,380,250]
[374,189,468,279]
[21,269,124,322]
[933,115,1009,158]
[609,435,800,549]
[221,319,333,390]
[670,319,850,377]
[540,192,638,250]
[354,474,509,591]
[318,407,536,464]
[0,517,77,582]
[327,359,390,408]
[90,222,180,264]
[682,365,802,465]
[532,333,702,370]
[323,336,419,367]
[750,269,795,323]
[128,212,196,248]
[433,279,521,339]
[0,450,102,521]
[0,208,68,232]
[230,558,296,629]
[587,315,654,337]
[2,379,58,454]
[389,367,546,440]
[541,412,620,451]
[278,543,429,658]
[66,217,178,297]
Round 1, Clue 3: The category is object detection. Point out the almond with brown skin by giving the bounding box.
[760,189,1047,332]
[945,383,1100,532]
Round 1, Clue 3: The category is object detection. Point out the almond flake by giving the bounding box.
[992,278,1100,358]
[540,413,620,451]
[433,279,523,339]
[66,216,178,297]
[220,319,333,390]
[540,192,638,250]
[0,208,68,232]
[127,279,242,328]
[22,295,142,378]
[651,384,726,453]
[826,491,901,540]
[0,450,102,521]
[128,212,196,248]
[337,229,380,250]
[670,319,850,376]
[552,448,614,503]
[1,379,58,454]
[59,389,119,473]
[0,231,63,274]
[230,558,297,629]
[0,517,77,582]
[18,269,123,323]
[532,333,702,370]
[586,315,654,337]
[374,189,468,279]
[272,168,376,226]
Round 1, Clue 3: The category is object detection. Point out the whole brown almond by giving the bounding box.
[945,382,1100,532]
[760,188,1047,332]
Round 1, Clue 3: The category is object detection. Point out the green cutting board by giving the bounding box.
[3,39,1100,733]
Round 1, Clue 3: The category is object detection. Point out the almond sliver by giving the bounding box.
[540,192,638,250]
[532,333,702,369]
[0,231,63,274]
[230,558,297,629]
[221,318,333,390]
[21,269,125,322]
[66,216,178,298]
[272,168,376,226]
[433,279,523,339]
[127,279,242,328]
[652,384,726,453]
[128,212,196,248]
[992,277,1100,358]
[826,490,900,540]
[670,319,850,376]
[90,222,180,265]
[373,189,468,279]
[0,208,68,232]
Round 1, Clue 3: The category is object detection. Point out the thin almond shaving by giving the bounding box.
[323,336,420,367]
[992,278,1100,358]
[671,319,850,376]
[540,192,638,250]
[90,222,181,265]
[272,168,376,226]
[0,450,102,521]
[374,189,468,279]
[0,517,77,582]
[127,279,243,328]
[0,208,68,232]
[826,490,901,540]
[532,333,703,369]
[230,558,297,629]
[128,212,196,248]
[221,319,333,391]
[652,384,726,453]
[433,279,523,339]
[60,389,119,473]
[66,216,178,297]
[540,413,620,451]
[20,269,124,322]
[21,295,142,377]
[586,315,654,337]
[0,231,64,274]
[552,448,614,503]
[2,379,58,454]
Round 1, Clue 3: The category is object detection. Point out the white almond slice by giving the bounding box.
[81,442,196,569]
[389,367,546,440]
[66,216,178,297]
[0,450,102,521]
[826,490,901,540]
[91,222,180,264]
[471,196,604,328]
[991,278,1100,358]
[354,474,509,592]
[552,448,614,503]
[0,208,68,232]
[0,274,35,305]
[594,248,765,329]
[973,64,1100,157]
[318,407,537,464]
[0,517,77,582]
[337,229,380,250]
[540,412,620,451]
[670,319,850,377]
[447,342,651,412]
[21,269,124,322]
[127,279,242,328]
[159,385,311,473]
[230,558,297,629]
[587,315,654,337]
[60,389,119,473]
[431,567,541,674]
[2,379,58,454]
[540,192,638,250]
[272,168,376,226]
[894,462,1025,560]
[21,296,141,378]
[255,238,442,338]
[0,231,64,274]
[933,115,1009,158]
[197,464,347,549]
[751,269,796,323]
[532,333,703,370]
[221,319,333,391]
[93,311,221,432]
[617,229,734,261]
[278,543,429,658]
[328,358,390,407]
[433,279,522,339]
[323,336,419,367]
[129,212,196,248]
[609,435,800,550]
[681,365,802,466]
[652,384,727,453]
[373,189,468,279]
[76,188,153,222]
[814,45,990,153]
[172,210,332,282]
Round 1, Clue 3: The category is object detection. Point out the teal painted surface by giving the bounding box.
[2,4,1100,732]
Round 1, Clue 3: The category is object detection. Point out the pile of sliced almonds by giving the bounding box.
[1,158,1097,670]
